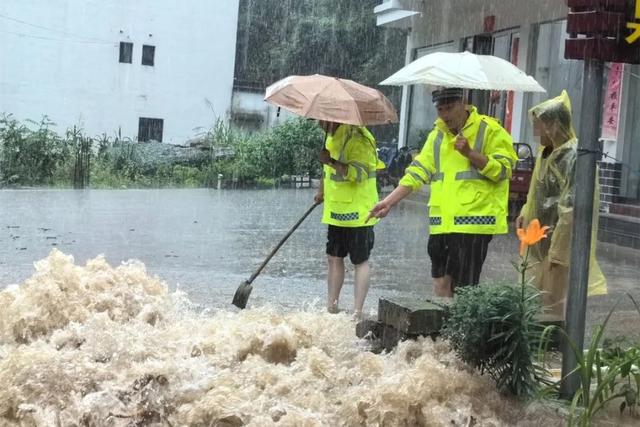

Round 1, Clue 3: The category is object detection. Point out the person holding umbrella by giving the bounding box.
[368,87,518,297]
[314,120,379,319]
[262,74,398,315]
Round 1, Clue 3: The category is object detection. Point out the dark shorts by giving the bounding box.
[326,225,374,265]
[427,233,492,287]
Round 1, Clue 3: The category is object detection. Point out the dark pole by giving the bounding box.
[560,58,604,398]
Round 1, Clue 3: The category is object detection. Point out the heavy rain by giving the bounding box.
[1,1,640,426]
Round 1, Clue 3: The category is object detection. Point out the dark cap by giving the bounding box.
[432,87,464,106]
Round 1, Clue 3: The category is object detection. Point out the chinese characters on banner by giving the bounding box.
[601,63,624,141]
[627,0,640,44]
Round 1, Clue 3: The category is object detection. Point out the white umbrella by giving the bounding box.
[380,51,546,93]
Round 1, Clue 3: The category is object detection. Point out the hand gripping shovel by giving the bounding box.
[232,201,320,309]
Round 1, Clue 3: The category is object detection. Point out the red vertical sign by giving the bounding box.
[504,36,519,133]
[601,63,623,140]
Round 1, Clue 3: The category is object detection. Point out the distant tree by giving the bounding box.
[234,0,406,116]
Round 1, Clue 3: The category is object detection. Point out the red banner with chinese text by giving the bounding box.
[601,63,624,141]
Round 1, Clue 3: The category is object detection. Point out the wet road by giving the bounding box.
[1,188,638,337]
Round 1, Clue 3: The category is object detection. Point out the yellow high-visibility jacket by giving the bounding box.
[322,124,379,227]
[400,106,517,234]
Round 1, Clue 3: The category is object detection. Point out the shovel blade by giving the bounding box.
[232,281,253,309]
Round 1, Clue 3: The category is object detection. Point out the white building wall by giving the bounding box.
[0,0,239,144]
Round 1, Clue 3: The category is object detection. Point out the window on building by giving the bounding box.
[119,42,133,63]
[142,45,155,66]
[138,118,164,142]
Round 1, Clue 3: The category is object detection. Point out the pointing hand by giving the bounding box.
[366,200,390,223]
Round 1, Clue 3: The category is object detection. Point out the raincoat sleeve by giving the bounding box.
[343,129,377,184]
[519,153,541,222]
[547,150,576,266]
[478,124,518,182]
[398,131,437,190]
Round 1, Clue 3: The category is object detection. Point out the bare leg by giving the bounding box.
[353,260,371,319]
[327,255,345,313]
[433,274,453,298]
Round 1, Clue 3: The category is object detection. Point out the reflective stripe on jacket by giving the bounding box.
[399,106,517,234]
[322,124,379,227]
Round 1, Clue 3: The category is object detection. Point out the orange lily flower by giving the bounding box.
[517,219,550,255]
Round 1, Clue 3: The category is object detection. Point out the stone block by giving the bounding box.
[378,298,447,336]
[381,324,415,352]
[355,317,383,339]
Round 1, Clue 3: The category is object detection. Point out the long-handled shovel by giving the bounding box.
[232,201,321,309]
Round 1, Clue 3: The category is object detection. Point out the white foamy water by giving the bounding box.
[0,250,564,426]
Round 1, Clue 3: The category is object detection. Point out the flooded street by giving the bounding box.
[0,248,562,426]
[4,0,640,423]
[1,188,639,425]
[0,189,640,326]
[1,188,639,329]
[0,188,507,312]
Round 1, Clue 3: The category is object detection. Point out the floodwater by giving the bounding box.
[0,188,638,426]
[0,188,520,312]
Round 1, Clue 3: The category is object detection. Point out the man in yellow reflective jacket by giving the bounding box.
[314,120,379,319]
[368,88,517,297]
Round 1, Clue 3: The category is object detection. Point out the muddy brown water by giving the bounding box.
[0,188,638,425]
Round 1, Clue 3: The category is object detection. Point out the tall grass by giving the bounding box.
[0,115,323,188]
[0,114,64,186]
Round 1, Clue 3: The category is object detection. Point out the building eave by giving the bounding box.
[374,0,422,28]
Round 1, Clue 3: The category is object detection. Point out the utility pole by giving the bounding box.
[560,0,640,398]
[560,58,603,398]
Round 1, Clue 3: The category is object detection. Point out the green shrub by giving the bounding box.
[443,281,546,397]
[169,165,203,187]
[256,177,275,188]
[0,114,325,188]
[0,114,66,186]
[545,296,640,426]
[263,118,324,178]
[210,117,324,183]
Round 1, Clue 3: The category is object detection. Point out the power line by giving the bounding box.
[601,152,640,178]
[0,13,73,35]
[0,29,114,45]
[579,148,640,178]
[0,13,114,44]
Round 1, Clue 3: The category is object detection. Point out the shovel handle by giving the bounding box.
[246,201,321,284]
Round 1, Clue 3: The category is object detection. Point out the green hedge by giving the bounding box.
[0,114,325,188]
